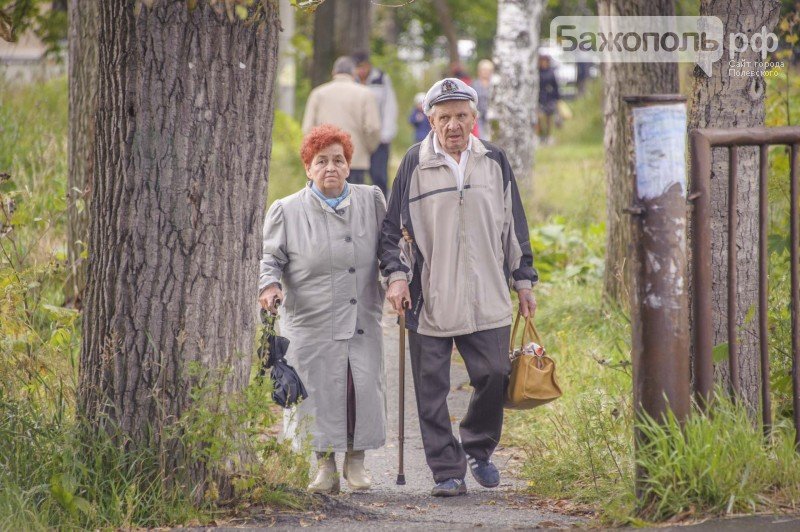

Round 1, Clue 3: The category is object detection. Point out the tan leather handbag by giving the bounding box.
[505,312,562,410]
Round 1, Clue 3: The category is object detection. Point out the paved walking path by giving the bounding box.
[271,303,585,529]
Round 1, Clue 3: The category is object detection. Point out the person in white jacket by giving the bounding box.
[353,50,398,196]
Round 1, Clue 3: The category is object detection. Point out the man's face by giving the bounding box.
[355,61,371,82]
[428,100,476,156]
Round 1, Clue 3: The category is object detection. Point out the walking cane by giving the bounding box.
[396,308,407,485]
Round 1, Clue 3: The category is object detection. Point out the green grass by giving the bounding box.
[504,278,635,520]
[636,398,800,522]
[530,81,606,226]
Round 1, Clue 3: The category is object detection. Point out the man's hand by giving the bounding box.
[518,288,537,318]
[386,279,411,315]
[259,284,284,314]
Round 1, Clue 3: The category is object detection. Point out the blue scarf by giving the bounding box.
[310,181,350,209]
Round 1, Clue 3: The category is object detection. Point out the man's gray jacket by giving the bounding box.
[380,132,538,337]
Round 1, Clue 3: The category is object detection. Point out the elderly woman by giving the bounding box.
[258,124,387,494]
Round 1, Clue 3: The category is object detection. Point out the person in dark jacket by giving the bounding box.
[537,53,561,145]
[380,78,538,498]
[408,92,432,143]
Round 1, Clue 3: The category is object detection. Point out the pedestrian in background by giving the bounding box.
[353,50,398,196]
[472,59,495,139]
[537,53,561,146]
[408,92,431,143]
[302,56,381,185]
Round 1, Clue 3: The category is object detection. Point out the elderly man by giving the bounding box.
[302,56,381,184]
[380,78,538,497]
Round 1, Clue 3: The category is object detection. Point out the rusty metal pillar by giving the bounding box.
[689,131,714,407]
[624,95,691,495]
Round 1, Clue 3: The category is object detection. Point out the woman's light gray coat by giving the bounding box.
[259,183,387,452]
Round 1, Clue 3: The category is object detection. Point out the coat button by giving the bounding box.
[350,298,357,305]
[348,267,356,273]
[357,329,364,334]
[344,236,352,242]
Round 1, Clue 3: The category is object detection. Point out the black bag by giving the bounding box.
[257,310,308,408]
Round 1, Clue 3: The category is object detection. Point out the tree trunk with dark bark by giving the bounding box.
[433,0,459,65]
[79,0,280,498]
[311,0,371,88]
[597,0,679,306]
[65,0,99,309]
[334,0,370,56]
[311,0,336,87]
[688,0,781,413]
[491,0,544,193]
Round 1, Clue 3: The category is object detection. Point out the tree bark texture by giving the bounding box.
[79,0,280,493]
[687,0,781,412]
[433,0,459,65]
[597,0,679,306]
[66,0,99,308]
[491,0,544,194]
[311,0,371,88]
[333,0,370,57]
[311,0,335,88]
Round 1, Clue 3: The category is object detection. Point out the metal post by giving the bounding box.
[728,147,740,398]
[791,144,800,449]
[624,95,691,497]
[689,131,714,407]
[758,144,772,436]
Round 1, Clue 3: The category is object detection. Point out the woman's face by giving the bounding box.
[305,143,349,197]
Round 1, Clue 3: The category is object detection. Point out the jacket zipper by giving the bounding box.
[458,187,474,330]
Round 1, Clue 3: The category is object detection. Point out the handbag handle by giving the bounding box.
[511,311,543,351]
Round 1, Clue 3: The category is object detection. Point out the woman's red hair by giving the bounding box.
[300,124,355,166]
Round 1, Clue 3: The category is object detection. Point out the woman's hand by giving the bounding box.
[259,284,284,314]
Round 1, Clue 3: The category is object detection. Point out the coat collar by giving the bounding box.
[301,182,352,213]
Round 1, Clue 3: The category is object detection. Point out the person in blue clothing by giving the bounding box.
[537,53,561,145]
[408,92,431,143]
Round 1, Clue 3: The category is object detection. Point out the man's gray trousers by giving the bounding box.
[407,325,511,483]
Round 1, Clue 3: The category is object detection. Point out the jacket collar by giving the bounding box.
[331,73,356,83]
[419,131,487,169]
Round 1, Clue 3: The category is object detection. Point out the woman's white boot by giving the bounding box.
[307,453,339,494]
[343,450,371,490]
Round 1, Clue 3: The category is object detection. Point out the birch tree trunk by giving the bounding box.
[688,0,781,413]
[491,0,544,193]
[65,0,99,309]
[78,0,280,497]
[597,0,679,306]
